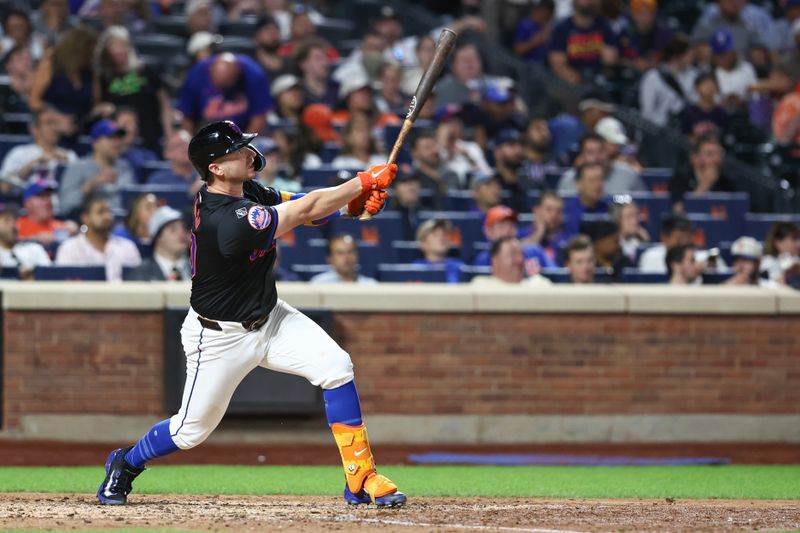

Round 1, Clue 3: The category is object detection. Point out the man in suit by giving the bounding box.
[125,206,191,281]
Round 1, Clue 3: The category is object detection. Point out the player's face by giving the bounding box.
[568,249,595,284]
[212,147,258,181]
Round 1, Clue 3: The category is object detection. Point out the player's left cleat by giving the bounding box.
[97,446,144,505]
[343,472,407,508]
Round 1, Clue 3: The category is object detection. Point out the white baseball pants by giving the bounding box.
[168,299,354,449]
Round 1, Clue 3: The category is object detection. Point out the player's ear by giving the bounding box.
[207,162,223,179]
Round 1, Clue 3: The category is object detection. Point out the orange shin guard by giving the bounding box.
[331,423,377,494]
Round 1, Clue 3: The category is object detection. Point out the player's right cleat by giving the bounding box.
[343,472,407,508]
[97,446,144,505]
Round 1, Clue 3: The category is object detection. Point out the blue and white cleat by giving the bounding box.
[343,472,407,508]
[97,446,144,505]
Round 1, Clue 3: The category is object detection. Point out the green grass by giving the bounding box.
[0,465,798,500]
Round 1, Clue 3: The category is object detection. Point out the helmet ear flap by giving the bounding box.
[249,145,266,172]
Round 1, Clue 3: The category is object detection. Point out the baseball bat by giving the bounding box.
[359,28,458,220]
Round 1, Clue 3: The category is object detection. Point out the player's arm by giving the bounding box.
[272,164,396,239]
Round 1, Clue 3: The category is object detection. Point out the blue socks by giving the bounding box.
[124,419,180,469]
[323,380,363,427]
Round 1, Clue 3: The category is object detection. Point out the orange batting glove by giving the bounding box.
[346,189,389,217]
[358,163,397,191]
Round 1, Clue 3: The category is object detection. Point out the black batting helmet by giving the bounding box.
[188,120,266,181]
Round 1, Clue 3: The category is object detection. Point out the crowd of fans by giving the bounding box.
[0,0,797,288]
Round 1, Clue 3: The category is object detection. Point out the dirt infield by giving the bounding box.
[0,440,798,466]
[1,493,798,532]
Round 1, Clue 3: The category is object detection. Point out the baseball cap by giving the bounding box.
[433,103,463,124]
[338,74,371,101]
[493,128,522,147]
[270,74,301,98]
[148,205,184,242]
[415,218,451,243]
[470,172,499,190]
[595,117,629,146]
[186,0,212,16]
[483,83,513,103]
[710,29,735,54]
[630,0,656,12]
[393,166,419,184]
[579,219,618,241]
[378,5,400,20]
[23,179,56,203]
[578,96,616,114]
[301,103,339,142]
[90,119,125,141]
[187,31,223,56]
[731,236,763,260]
[484,205,517,230]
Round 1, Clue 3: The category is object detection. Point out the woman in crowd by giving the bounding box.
[331,114,386,170]
[761,221,800,285]
[0,46,35,117]
[112,193,158,250]
[610,196,650,265]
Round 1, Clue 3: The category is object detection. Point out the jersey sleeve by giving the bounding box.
[217,200,279,257]
[243,179,282,205]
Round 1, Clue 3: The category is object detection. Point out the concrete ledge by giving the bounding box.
[623,286,778,314]
[0,282,164,311]
[776,287,800,314]
[474,285,626,313]
[318,283,474,312]
[16,414,162,442]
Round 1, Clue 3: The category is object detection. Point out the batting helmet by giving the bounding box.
[188,120,266,180]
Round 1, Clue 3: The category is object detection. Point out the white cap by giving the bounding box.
[731,236,763,260]
[595,116,629,145]
[187,31,222,56]
[186,0,212,16]
[149,206,183,242]
[270,74,301,97]
[338,74,371,100]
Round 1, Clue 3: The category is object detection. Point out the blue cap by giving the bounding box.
[710,29,734,54]
[483,83,512,103]
[90,119,125,141]
[433,103,463,123]
[23,179,56,202]
[493,128,521,146]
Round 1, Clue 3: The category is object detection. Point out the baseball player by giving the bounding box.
[97,120,405,508]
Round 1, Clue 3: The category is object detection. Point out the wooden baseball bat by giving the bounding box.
[360,28,458,220]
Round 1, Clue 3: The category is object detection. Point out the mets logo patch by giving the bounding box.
[247,205,271,230]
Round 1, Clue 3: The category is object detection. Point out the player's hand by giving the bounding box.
[363,190,389,216]
[358,163,397,191]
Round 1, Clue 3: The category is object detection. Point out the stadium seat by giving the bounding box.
[217,36,255,56]
[459,264,491,282]
[291,264,330,281]
[219,18,260,37]
[0,133,32,162]
[120,185,193,211]
[686,214,738,248]
[630,192,670,236]
[1,112,31,135]
[683,193,749,236]
[444,190,476,212]
[316,19,356,43]
[744,213,800,241]
[0,266,19,280]
[701,272,730,285]
[301,166,357,189]
[621,268,668,284]
[320,142,341,163]
[152,16,188,37]
[391,240,421,263]
[328,211,402,256]
[277,237,328,269]
[376,263,447,282]
[140,160,173,182]
[544,168,567,190]
[34,266,106,281]
[132,34,185,60]
[419,210,483,262]
[639,168,672,193]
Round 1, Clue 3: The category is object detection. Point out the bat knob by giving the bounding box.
[358,211,374,221]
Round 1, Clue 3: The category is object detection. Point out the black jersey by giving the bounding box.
[189,180,282,322]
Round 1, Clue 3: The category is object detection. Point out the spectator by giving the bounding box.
[94,26,172,152]
[112,192,157,247]
[681,72,729,138]
[761,221,800,285]
[692,0,764,61]
[668,133,737,210]
[638,213,693,273]
[0,203,51,280]
[330,74,400,129]
[521,117,560,186]
[185,0,221,36]
[177,52,271,134]
[666,243,699,285]
[548,0,618,86]
[186,31,223,65]
[0,45,35,116]
[491,129,533,213]
[294,38,339,108]
[435,104,492,187]
[471,236,553,286]
[268,74,304,125]
[147,130,201,193]
[471,173,503,214]
[0,8,45,62]
[55,195,141,281]
[557,133,645,195]
[776,1,800,56]
[309,234,377,284]
[114,107,158,182]
[594,117,642,173]
[563,162,609,235]
[401,34,435,95]
[268,125,322,181]
[725,236,776,287]
[413,219,463,283]
[17,180,78,246]
[639,35,696,128]
[409,130,459,205]
[253,16,286,79]
[29,25,98,135]
[564,234,596,284]
[512,0,555,64]
[374,61,408,116]
[619,0,673,72]
[710,29,757,109]
[610,197,650,264]
[331,115,386,170]
[124,206,191,281]
[435,42,490,107]
[0,106,78,190]
[773,77,800,145]
[32,0,75,46]
[278,5,339,61]
[369,6,416,67]
[521,191,571,266]
[463,82,528,149]
[474,205,555,274]
[580,219,630,280]
[59,119,136,217]
[578,95,615,131]
[388,169,424,241]
[333,30,387,85]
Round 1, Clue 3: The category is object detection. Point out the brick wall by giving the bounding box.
[3,311,164,429]
[3,310,799,431]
